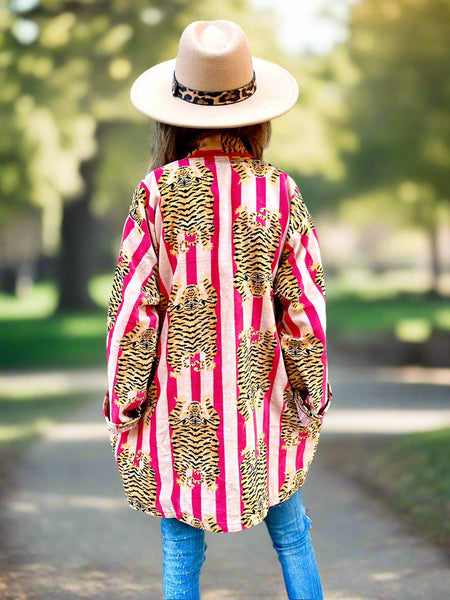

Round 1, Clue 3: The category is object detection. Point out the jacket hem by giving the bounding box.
[125,478,307,533]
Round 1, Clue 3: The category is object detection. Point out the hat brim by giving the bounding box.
[130,57,299,128]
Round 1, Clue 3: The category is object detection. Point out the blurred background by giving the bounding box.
[0,0,448,365]
[0,1,449,596]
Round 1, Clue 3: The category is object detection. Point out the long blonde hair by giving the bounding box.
[147,121,272,172]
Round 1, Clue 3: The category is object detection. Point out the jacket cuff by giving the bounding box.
[103,393,141,434]
[320,382,333,416]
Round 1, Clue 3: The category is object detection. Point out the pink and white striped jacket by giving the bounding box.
[103,135,331,533]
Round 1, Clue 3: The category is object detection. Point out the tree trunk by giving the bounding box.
[56,127,106,312]
[56,121,128,312]
[427,221,441,299]
[57,164,96,312]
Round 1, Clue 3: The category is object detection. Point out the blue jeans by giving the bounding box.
[160,488,323,600]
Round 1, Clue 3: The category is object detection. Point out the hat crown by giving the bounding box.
[175,20,254,93]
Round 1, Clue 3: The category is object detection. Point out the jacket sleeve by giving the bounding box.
[103,178,161,434]
[273,176,332,426]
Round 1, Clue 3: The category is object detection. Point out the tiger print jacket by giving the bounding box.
[103,133,332,533]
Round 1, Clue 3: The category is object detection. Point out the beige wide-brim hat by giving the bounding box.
[130,20,299,129]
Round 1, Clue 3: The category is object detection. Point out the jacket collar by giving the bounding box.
[187,132,252,158]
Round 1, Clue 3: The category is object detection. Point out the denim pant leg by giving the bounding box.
[160,517,207,600]
[264,488,323,600]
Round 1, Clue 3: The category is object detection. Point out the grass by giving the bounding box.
[0,279,109,477]
[0,278,449,370]
[326,292,450,338]
[323,429,450,553]
[376,429,450,549]
[0,277,109,369]
[0,312,106,369]
[0,280,107,464]
[0,281,57,320]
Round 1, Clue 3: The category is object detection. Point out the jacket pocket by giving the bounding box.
[295,395,323,427]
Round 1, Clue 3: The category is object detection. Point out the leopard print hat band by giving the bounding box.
[172,71,257,106]
[130,20,299,128]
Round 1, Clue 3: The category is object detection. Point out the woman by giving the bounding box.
[103,19,332,600]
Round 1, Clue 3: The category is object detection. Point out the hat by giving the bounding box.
[130,20,299,129]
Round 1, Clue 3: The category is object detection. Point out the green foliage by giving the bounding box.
[0,0,290,271]
[303,0,450,293]
[338,0,449,218]
[0,0,199,261]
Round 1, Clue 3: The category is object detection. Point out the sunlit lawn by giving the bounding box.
[0,274,448,370]
[0,278,108,369]
[0,312,106,369]
[327,293,450,340]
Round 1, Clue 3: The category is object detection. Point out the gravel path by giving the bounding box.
[1,366,449,599]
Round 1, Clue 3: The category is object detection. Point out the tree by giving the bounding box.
[2,0,285,309]
[335,0,449,293]
[1,0,197,309]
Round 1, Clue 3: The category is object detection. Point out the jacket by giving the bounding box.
[103,133,332,533]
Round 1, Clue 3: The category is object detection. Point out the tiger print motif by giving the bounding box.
[231,158,281,184]
[114,321,158,409]
[116,443,162,516]
[281,333,325,412]
[179,512,224,533]
[157,162,215,255]
[169,396,220,492]
[279,468,307,503]
[287,187,314,238]
[108,257,162,333]
[167,278,217,376]
[273,245,304,311]
[237,326,277,422]
[310,262,325,296]
[141,263,161,306]
[232,205,282,302]
[129,184,148,236]
[107,249,131,331]
[240,433,269,528]
[143,380,159,426]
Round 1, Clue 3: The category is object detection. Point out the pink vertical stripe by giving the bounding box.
[231,162,248,530]
[204,156,229,531]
